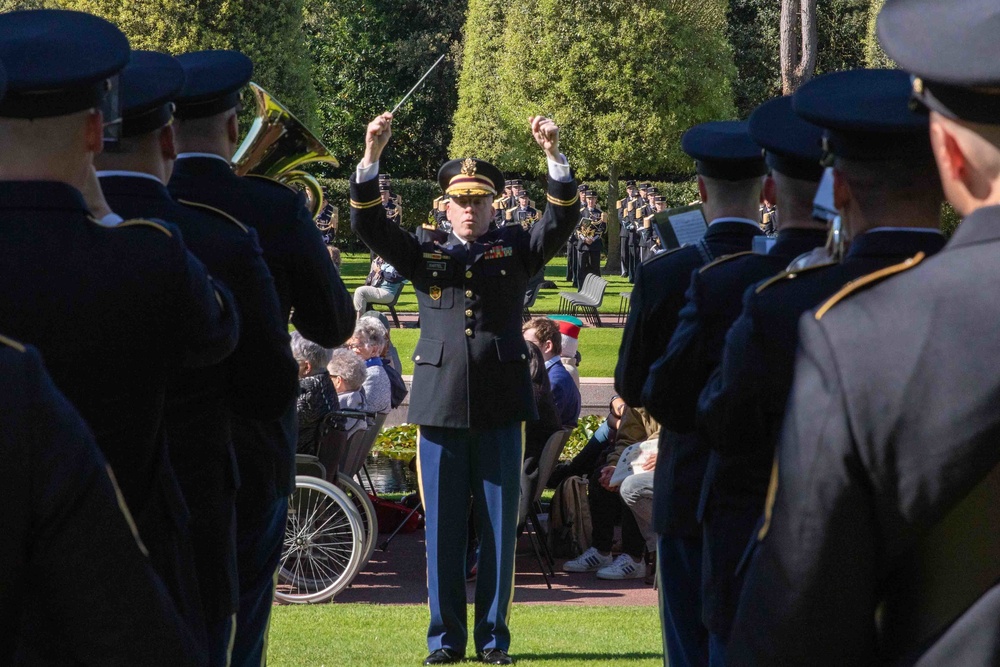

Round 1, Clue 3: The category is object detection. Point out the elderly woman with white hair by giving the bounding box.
[327,347,369,439]
[348,316,392,414]
[291,331,337,456]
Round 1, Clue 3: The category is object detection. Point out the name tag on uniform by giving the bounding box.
[483,245,514,260]
[426,261,448,271]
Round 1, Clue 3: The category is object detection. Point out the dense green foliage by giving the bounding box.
[453,0,736,180]
[726,0,873,118]
[864,0,894,68]
[304,0,465,178]
[49,0,319,127]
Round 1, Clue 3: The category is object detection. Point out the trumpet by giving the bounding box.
[232,83,339,220]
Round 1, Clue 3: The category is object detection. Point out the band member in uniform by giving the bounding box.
[94,51,299,664]
[728,6,999,654]
[168,49,355,666]
[0,11,239,652]
[382,182,401,224]
[1,337,207,666]
[642,95,832,664]
[615,121,767,667]
[576,190,606,286]
[352,111,578,666]
[508,190,539,228]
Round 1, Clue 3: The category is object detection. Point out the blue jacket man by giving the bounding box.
[352,111,578,666]
[522,316,581,429]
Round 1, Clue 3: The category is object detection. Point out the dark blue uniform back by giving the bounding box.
[99,173,299,627]
[0,180,238,651]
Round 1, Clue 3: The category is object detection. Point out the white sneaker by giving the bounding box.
[596,554,646,580]
[562,547,613,573]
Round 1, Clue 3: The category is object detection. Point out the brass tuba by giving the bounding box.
[232,83,339,220]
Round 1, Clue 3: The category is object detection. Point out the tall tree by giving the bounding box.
[453,0,737,271]
[780,0,817,94]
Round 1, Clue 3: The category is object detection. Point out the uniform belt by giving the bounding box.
[877,458,1000,662]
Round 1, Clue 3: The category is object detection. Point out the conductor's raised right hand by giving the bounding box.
[362,112,393,168]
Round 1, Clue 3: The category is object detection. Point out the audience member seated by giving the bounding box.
[562,406,660,580]
[349,317,392,414]
[361,310,403,372]
[523,342,562,475]
[522,317,581,428]
[291,331,337,456]
[327,346,369,441]
[547,396,627,488]
[353,255,404,316]
[361,310,407,409]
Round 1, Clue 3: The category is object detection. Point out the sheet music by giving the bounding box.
[669,208,708,246]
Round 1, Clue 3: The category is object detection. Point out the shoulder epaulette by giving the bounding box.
[641,244,687,265]
[244,173,297,193]
[0,333,26,353]
[116,218,173,237]
[176,199,249,233]
[814,252,925,320]
[643,214,654,224]
[698,250,754,274]
[755,261,837,294]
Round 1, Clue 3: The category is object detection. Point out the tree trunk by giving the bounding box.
[603,164,621,273]
[780,0,817,95]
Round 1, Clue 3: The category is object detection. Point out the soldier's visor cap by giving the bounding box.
[878,0,1000,124]
[793,69,931,161]
[517,191,529,199]
[174,50,252,120]
[682,121,766,181]
[625,180,637,187]
[120,51,185,138]
[0,10,129,119]
[438,158,504,197]
[749,96,825,182]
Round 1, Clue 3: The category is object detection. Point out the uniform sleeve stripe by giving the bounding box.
[546,193,580,207]
[351,198,383,209]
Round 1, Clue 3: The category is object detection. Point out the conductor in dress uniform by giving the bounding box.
[94,51,299,665]
[614,121,767,667]
[351,111,579,666]
[728,1,1000,663]
[167,49,355,666]
[0,10,239,653]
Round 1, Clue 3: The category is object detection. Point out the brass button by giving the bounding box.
[501,269,506,276]
[521,354,526,360]
[465,328,473,337]
[465,290,473,298]
[465,309,473,317]
[465,270,472,278]
[415,355,421,361]
[432,271,438,277]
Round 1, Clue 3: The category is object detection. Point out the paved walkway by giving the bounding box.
[333,528,657,607]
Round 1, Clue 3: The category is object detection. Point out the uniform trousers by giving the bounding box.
[417,423,524,654]
[657,533,708,667]
[566,242,578,285]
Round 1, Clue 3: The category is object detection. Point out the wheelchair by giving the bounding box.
[275,408,385,604]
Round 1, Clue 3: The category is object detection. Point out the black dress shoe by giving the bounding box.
[477,648,513,665]
[423,648,464,665]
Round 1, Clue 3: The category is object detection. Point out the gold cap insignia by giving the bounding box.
[461,158,477,177]
[430,286,442,301]
[912,76,924,95]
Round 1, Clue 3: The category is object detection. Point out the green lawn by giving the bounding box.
[343,252,634,316]
[268,604,663,666]
[387,327,622,378]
